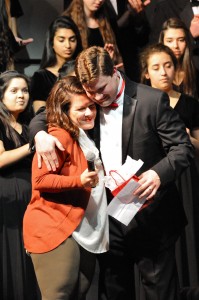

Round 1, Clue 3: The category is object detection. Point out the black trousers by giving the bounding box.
[98,216,180,300]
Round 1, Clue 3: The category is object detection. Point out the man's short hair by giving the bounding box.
[75,46,114,84]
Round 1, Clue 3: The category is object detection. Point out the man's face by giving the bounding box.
[82,73,119,107]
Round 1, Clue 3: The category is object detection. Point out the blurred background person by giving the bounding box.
[105,0,151,81]
[159,18,199,98]
[140,43,199,293]
[0,71,39,300]
[62,0,123,67]
[6,0,33,46]
[125,0,199,75]
[31,15,82,113]
[141,0,199,73]
[0,0,33,72]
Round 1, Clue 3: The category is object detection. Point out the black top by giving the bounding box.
[31,69,57,102]
[10,0,23,18]
[0,121,32,175]
[87,27,104,47]
[174,93,199,130]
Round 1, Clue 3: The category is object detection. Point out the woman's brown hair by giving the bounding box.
[46,76,86,140]
[140,43,177,85]
[62,0,122,65]
[159,17,197,97]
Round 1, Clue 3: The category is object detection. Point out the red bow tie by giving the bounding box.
[107,102,119,109]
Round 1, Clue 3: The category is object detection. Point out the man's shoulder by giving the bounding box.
[137,83,164,96]
[124,75,164,100]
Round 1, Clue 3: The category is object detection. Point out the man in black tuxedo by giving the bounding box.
[30,46,194,300]
[74,46,194,300]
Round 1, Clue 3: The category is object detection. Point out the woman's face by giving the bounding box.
[68,94,96,130]
[145,51,175,93]
[53,28,77,62]
[83,0,105,13]
[163,28,186,60]
[2,78,29,115]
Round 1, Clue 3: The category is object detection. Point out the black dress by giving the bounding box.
[0,121,40,300]
[173,68,199,99]
[10,0,23,18]
[87,27,104,48]
[31,69,57,103]
[174,94,199,288]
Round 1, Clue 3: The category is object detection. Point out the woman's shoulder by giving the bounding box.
[32,69,57,80]
[179,93,199,105]
[48,127,77,149]
[31,69,57,100]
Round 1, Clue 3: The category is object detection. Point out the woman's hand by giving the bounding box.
[81,169,99,188]
[15,36,34,46]
[128,0,151,14]
[104,43,115,59]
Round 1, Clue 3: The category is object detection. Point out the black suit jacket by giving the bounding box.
[92,74,194,253]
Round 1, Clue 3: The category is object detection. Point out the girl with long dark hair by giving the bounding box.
[31,15,82,113]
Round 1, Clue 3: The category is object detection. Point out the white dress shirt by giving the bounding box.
[191,0,199,15]
[100,72,124,175]
[109,0,118,14]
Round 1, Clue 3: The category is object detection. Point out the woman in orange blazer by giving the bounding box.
[23,76,109,300]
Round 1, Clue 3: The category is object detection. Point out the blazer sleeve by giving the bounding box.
[29,110,47,146]
[150,92,194,185]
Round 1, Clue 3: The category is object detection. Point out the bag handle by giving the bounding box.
[109,170,125,187]
[109,170,140,187]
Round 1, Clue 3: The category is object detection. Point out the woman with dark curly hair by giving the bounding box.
[0,71,39,300]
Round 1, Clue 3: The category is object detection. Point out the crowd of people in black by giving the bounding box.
[0,0,199,300]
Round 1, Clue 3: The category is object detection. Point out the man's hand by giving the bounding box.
[128,0,151,14]
[35,131,65,171]
[133,170,161,200]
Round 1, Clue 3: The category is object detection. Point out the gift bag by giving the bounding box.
[109,170,139,196]
[109,170,152,211]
